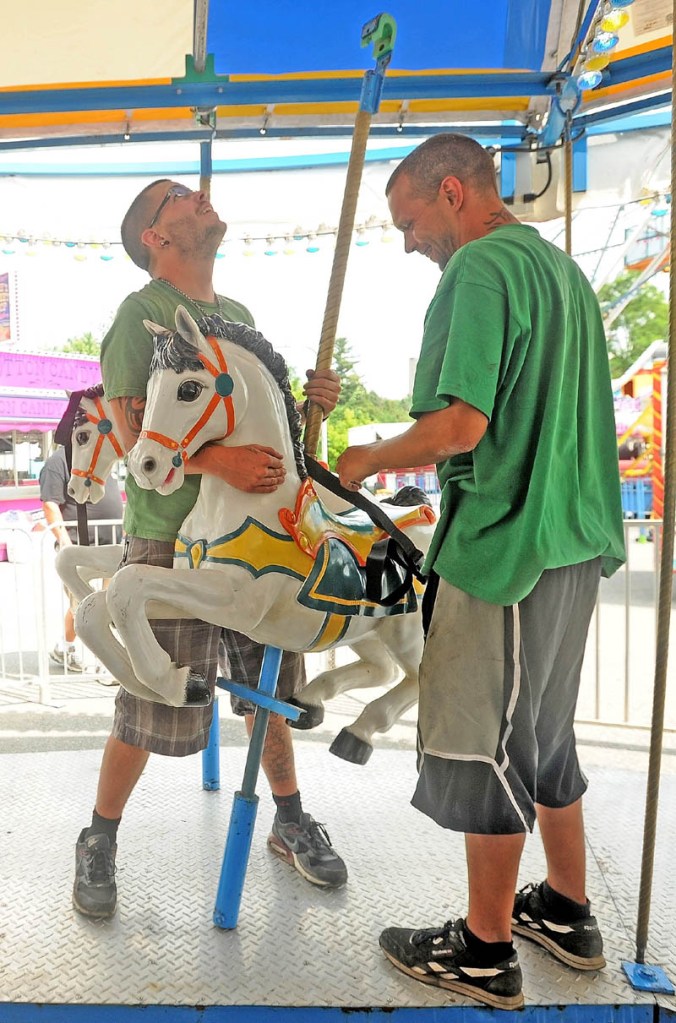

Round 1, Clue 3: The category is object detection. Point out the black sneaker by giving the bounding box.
[379,918,524,1010]
[512,882,606,970]
[268,812,348,888]
[73,828,117,919]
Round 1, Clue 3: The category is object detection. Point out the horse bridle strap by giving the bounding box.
[70,395,124,487]
[304,455,427,606]
[139,335,235,466]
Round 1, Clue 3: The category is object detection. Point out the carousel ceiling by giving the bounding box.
[0,0,671,150]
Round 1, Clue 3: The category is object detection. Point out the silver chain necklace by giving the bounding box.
[156,278,224,318]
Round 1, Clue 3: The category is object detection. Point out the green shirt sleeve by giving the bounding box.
[100,294,157,400]
[427,288,517,423]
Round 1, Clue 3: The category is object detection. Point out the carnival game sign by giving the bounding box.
[0,273,10,343]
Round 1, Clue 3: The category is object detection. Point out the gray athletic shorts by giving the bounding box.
[413,559,601,834]
[112,537,221,757]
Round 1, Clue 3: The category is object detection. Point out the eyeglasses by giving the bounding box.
[148,184,193,229]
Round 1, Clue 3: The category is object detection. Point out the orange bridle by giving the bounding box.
[138,335,236,469]
[71,395,125,488]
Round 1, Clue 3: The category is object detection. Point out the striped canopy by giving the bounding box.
[0,0,671,148]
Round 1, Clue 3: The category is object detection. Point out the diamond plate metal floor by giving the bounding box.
[1,741,676,1019]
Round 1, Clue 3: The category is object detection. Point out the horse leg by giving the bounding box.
[329,616,423,765]
[329,675,418,765]
[56,544,123,603]
[105,564,225,707]
[288,633,399,730]
[75,591,168,703]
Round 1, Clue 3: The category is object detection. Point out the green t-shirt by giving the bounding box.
[100,279,255,541]
[411,223,626,605]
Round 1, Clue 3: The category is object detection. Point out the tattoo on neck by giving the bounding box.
[484,209,512,230]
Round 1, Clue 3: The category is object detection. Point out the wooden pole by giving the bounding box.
[304,14,396,458]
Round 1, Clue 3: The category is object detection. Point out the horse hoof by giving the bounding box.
[286,698,325,729]
[329,728,373,765]
[184,670,212,707]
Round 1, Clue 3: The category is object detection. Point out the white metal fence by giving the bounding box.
[0,516,674,731]
[0,520,123,704]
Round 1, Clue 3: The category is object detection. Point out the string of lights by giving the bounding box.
[575,0,637,92]
[0,217,397,260]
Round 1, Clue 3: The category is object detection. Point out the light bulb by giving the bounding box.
[601,9,630,31]
[592,30,620,53]
[577,69,604,90]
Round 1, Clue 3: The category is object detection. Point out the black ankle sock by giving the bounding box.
[86,809,121,845]
[542,880,590,921]
[273,791,302,824]
[462,921,514,965]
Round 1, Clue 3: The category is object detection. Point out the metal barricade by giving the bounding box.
[1,514,672,734]
[0,520,123,705]
[577,518,670,733]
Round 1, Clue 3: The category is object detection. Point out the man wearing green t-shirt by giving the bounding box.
[73,179,347,920]
[337,135,625,1010]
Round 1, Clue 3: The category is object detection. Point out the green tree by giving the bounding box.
[598,271,668,376]
[291,336,411,470]
[59,331,102,357]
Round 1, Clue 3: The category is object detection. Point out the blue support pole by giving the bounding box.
[213,645,283,930]
[201,696,220,791]
[572,134,587,194]
[500,150,516,201]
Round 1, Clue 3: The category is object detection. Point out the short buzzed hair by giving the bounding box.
[386,134,498,201]
[120,179,171,271]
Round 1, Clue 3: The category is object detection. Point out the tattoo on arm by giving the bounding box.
[122,397,146,438]
[110,396,146,452]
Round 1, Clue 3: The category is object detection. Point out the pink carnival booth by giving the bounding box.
[0,349,101,513]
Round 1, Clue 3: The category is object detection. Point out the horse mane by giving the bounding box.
[72,383,106,429]
[149,313,308,480]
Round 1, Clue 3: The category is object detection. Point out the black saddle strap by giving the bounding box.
[304,456,427,602]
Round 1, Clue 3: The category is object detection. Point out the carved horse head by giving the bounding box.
[129,306,306,497]
[67,384,124,505]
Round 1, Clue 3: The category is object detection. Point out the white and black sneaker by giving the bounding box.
[379,918,524,1010]
[50,644,84,673]
[268,812,347,888]
[512,881,606,970]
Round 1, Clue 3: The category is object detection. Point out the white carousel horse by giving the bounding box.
[56,384,125,603]
[55,386,427,762]
[68,312,436,763]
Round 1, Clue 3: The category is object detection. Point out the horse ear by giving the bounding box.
[175,305,203,347]
[143,319,171,336]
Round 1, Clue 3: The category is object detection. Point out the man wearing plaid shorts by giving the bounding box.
[337,135,625,1009]
[72,180,347,920]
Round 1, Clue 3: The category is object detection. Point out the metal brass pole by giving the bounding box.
[633,3,676,963]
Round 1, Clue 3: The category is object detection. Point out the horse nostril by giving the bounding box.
[67,485,75,497]
[142,457,156,475]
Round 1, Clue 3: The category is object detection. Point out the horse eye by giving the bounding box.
[75,431,90,446]
[178,380,203,402]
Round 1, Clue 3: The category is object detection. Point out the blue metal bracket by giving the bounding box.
[540,73,581,149]
[359,12,397,114]
[622,961,675,994]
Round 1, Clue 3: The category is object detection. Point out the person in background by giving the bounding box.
[40,444,123,672]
